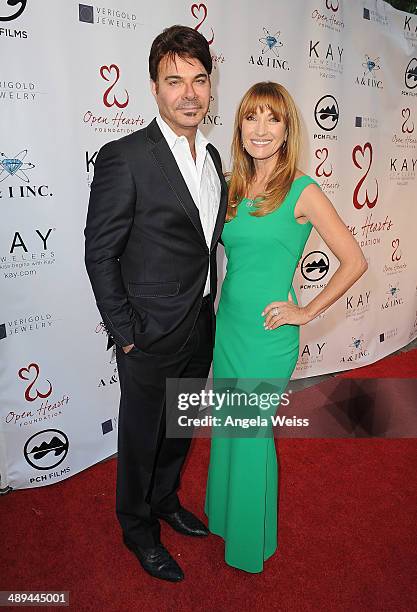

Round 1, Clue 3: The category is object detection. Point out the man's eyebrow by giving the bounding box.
[164,73,208,80]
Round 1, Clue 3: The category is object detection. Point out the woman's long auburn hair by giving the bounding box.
[227,81,301,221]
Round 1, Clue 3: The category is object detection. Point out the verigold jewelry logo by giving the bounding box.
[78,3,139,31]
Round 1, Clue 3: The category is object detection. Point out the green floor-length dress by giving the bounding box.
[204,175,319,573]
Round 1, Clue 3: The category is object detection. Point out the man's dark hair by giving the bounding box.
[149,25,212,82]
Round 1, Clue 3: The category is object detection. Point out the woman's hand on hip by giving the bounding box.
[261,291,311,329]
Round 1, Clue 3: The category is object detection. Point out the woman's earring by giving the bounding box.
[242,141,245,151]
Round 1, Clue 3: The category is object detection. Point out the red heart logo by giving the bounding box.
[100,64,119,83]
[191,3,207,29]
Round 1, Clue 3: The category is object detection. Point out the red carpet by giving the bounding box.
[1,349,417,611]
[338,347,417,378]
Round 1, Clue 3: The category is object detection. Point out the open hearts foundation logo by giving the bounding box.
[325,0,339,12]
[352,142,379,209]
[191,3,214,44]
[315,148,333,177]
[18,363,53,402]
[100,64,129,108]
[402,108,415,134]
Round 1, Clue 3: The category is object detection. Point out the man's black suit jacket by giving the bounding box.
[84,118,228,356]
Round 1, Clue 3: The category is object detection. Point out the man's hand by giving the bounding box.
[123,343,135,354]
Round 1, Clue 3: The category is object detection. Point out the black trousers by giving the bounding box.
[115,296,213,548]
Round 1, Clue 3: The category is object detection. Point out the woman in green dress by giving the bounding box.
[204,82,368,573]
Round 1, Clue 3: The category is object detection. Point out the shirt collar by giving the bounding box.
[156,114,209,152]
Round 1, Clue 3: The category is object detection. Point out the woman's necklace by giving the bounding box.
[246,187,266,207]
[245,196,262,208]
[246,178,268,207]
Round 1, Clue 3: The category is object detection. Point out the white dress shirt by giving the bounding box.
[156,114,221,297]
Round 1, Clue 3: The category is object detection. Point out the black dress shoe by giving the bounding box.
[153,507,209,537]
[123,535,184,582]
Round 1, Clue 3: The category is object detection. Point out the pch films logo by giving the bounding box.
[83,63,145,134]
[313,94,339,141]
[314,146,340,195]
[392,108,416,150]
[299,250,330,289]
[249,27,290,71]
[0,227,57,280]
[5,362,71,433]
[383,237,407,276]
[402,57,417,97]
[24,429,70,486]
[296,250,330,324]
[404,14,417,47]
[340,334,370,364]
[362,4,389,27]
[78,3,139,31]
[0,312,55,342]
[308,40,343,79]
[355,54,383,90]
[0,0,28,40]
[311,0,344,33]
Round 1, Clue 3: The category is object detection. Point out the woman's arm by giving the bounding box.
[262,183,368,329]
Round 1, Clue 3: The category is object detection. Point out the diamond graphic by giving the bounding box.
[362,55,381,76]
[259,28,283,57]
[0,150,35,183]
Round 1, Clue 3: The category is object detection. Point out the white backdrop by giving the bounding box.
[1,0,416,490]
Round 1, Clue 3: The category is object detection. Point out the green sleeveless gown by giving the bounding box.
[204,175,319,572]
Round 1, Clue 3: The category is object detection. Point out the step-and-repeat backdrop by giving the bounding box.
[1,0,416,489]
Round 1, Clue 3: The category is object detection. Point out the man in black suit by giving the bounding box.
[84,25,227,582]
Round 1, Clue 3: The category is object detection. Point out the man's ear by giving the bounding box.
[150,78,158,97]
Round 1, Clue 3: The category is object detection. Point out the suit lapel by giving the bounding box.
[207,143,228,251]
[147,119,206,247]
[147,119,227,252]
